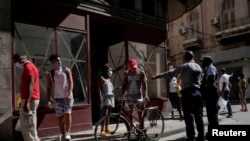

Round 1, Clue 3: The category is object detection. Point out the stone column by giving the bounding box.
[0,0,12,140]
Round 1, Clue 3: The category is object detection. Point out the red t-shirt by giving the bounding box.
[20,62,40,100]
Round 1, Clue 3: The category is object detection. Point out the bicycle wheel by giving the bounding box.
[143,109,164,141]
[94,113,130,141]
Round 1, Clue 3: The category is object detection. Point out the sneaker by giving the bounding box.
[226,115,233,118]
[58,134,65,141]
[243,109,248,112]
[100,131,106,137]
[65,134,71,140]
[105,129,112,134]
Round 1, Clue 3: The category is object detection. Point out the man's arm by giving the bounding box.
[24,75,34,112]
[46,73,53,108]
[141,71,148,100]
[66,68,74,98]
[121,72,127,96]
[221,82,226,96]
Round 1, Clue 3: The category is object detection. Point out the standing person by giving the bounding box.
[46,54,74,141]
[237,73,248,112]
[168,76,183,119]
[122,58,149,129]
[200,56,220,140]
[152,51,205,141]
[219,68,233,118]
[97,64,115,136]
[13,53,40,141]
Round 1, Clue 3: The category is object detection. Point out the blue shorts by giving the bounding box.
[54,98,74,116]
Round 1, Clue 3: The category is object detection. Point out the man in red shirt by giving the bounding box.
[13,53,40,141]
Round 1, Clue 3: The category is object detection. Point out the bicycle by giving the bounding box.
[94,92,165,141]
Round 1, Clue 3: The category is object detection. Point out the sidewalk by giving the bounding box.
[40,108,237,141]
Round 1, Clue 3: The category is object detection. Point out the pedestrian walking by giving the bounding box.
[219,68,233,118]
[237,73,248,112]
[168,76,183,119]
[46,54,74,141]
[13,53,40,141]
[152,51,205,141]
[97,63,115,137]
[200,56,220,140]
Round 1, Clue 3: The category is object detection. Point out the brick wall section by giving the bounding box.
[0,0,12,140]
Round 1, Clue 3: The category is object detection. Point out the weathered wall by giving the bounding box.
[0,0,12,140]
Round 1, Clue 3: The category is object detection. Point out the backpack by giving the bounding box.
[50,67,68,82]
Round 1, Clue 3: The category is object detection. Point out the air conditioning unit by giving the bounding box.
[209,17,219,25]
[179,27,187,34]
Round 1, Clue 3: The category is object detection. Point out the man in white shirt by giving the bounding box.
[219,68,233,118]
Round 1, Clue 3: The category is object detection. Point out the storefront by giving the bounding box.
[12,1,92,137]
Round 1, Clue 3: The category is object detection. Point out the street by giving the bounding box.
[40,102,250,141]
[160,102,250,141]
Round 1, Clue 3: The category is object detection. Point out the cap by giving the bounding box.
[184,51,194,60]
[199,56,213,62]
[128,58,138,69]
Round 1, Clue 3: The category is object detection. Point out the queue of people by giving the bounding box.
[13,52,248,141]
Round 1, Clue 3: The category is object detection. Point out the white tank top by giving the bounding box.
[53,68,68,98]
[101,78,114,96]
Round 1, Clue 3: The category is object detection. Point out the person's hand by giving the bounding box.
[152,75,158,80]
[66,94,72,102]
[23,101,31,112]
[47,101,52,108]
[144,96,150,102]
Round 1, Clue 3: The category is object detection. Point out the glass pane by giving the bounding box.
[57,30,88,104]
[231,11,235,23]
[14,23,55,107]
[127,41,166,98]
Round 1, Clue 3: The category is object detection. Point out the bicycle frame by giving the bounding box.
[94,91,165,141]
[115,99,158,134]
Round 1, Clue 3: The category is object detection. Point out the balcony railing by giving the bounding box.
[215,16,250,42]
[182,36,203,51]
[219,16,250,31]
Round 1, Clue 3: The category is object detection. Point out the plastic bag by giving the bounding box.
[162,99,173,118]
[15,118,21,131]
[218,96,227,109]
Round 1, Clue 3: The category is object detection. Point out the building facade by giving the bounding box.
[167,0,250,99]
[0,0,168,139]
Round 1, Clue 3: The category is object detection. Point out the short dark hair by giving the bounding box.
[102,63,111,72]
[238,73,244,79]
[184,51,194,60]
[13,53,21,61]
[48,54,60,62]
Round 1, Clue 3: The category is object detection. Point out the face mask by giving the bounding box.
[107,70,113,77]
[53,61,62,68]
[15,62,24,69]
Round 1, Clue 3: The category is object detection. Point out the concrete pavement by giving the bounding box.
[40,108,237,141]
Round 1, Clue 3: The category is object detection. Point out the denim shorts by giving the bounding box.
[54,98,74,116]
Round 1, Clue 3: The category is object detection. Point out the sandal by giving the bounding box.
[105,129,112,134]
[100,131,106,137]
